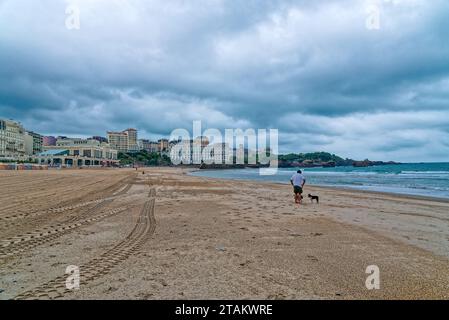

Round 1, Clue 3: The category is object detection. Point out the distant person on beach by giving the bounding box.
[290,170,306,204]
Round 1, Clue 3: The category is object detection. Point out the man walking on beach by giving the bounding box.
[291,170,306,204]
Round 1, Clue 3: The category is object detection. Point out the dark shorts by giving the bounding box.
[293,186,303,194]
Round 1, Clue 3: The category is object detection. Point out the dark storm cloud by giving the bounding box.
[0,0,449,161]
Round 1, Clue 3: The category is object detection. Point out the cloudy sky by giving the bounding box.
[1,0,448,162]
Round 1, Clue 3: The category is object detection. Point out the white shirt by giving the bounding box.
[291,173,305,187]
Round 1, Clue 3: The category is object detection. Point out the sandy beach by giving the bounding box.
[1,167,449,300]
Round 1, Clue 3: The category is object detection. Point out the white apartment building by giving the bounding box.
[170,139,231,165]
[0,119,26,159]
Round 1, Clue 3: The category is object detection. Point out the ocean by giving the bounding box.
[190,163,449,200]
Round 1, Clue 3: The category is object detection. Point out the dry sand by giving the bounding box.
[0,167,448,300]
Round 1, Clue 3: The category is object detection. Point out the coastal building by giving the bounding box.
[170,140,194,164]
[203,142,232,164]
[125,129,139,152]
[107,131,128,153]
[43,136,57,146]
[169,140,181,148]
[158,139,169,153]
[0,119,26,159]
[107,128,138,153]
[170,138,229,165]
[139,139,160,153]
[26,131,43,155]
[38,137,118,167]
[24,133,34,156]
[199,136,210,148]
[92,136,108,144]
[138,139,143,151]
[192,136,210,163]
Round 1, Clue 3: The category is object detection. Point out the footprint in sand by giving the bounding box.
[104,286,118,293]
[137,292,154,299]
[311,232,323,237]
[290,233,303,237]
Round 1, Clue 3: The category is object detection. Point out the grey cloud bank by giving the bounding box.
[0,0,448,162]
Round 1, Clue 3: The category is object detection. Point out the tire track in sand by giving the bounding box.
[0,180,135,260]
[0,176,135,237]
[0,174,135,224]
[14,187,156,300]
[0,205,134,260]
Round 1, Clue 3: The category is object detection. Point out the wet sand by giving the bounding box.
[1,167,449,300]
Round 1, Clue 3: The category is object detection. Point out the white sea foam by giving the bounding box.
[191,163,449,199]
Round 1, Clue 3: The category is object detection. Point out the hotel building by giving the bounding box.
[107,128,138,153]
[0,119,26,159]
[126,128,139,152]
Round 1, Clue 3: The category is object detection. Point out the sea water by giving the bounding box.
[190,163,449,199]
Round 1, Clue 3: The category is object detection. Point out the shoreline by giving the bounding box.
[187,170,449,204]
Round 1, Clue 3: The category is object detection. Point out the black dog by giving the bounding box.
[308,194,319,204]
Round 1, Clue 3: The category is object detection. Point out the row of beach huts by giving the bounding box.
[0,163,48,170]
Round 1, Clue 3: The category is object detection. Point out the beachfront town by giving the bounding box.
[0,118,240,168]
[0,118,170,167]
[1,117,394,170]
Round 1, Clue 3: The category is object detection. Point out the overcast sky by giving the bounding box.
[1,0,448,161]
